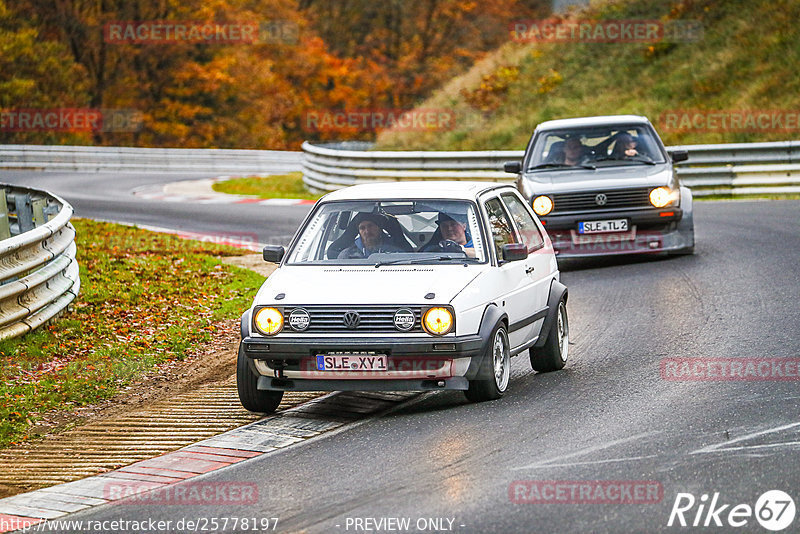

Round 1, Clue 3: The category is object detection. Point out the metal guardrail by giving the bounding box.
[302,140,800,196]
[0,145,302,174]
[0,185,79,340]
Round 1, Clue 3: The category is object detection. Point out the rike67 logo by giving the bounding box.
[668,490,796,531]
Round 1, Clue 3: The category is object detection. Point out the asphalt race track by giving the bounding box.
[2,171,799,533]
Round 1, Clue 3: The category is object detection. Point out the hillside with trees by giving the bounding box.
[0,0,546,148]
[376,0,800,150]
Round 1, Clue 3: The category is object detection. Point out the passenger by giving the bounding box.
[338,213,404,259]
[424,212,476,257]
[611,133,650,160]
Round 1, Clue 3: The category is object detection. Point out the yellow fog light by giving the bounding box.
[532,195,554,216]
[423,307,454,335]
[254,307,283,336]
[649,187,674,208]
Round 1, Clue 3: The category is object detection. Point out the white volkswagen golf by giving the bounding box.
[237,181,569,413]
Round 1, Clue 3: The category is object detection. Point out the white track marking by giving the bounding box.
[691,421,800,454]
[511,431,659,470]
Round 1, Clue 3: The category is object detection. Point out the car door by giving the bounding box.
[499,192,554,343]
[481,195,535,351]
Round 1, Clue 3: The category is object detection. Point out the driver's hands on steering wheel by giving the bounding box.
[438,239,464,253]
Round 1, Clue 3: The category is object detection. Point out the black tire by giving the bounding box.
[236,344,283,413]
[530,300,569,373]
[464,324,510,403]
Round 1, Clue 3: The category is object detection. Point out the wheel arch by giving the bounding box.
[465,304,508,380]
[533,279,568,348]
[240,309,252,339]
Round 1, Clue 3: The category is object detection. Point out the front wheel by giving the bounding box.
[464,324,510,402]
[529,300,569,373]
[236,344,283,413]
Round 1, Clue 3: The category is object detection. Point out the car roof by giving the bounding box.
[535,115,651,131]
[321,181,514,202]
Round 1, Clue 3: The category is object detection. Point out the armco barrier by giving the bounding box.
[0,145,302,174]
[301,140,800,196]
[0,185,79,340]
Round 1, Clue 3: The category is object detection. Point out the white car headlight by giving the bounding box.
[650,187,678,208]
[532,195,554,216]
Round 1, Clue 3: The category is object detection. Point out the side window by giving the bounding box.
[484,197,519,260]
[501,193,544,252]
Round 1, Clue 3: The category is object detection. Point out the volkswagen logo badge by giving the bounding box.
[342,310,361,329]
[595,193,608,206]
[288,308,310,331]
[393,309,415,331]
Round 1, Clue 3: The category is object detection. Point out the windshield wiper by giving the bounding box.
[528,162,596,171]
[374,256,475,267]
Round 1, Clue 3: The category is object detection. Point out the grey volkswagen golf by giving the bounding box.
[505,115,694,258]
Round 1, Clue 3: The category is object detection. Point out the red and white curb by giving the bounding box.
[132,176,316,206]
[0,391,417,532]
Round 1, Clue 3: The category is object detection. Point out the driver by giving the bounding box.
[424,212,476,257]
[338,213,403,259]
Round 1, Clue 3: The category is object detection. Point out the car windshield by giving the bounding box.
[526,124,666,171]
[286,199,488,265]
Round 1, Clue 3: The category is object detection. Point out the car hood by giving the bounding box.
[522,163,673,194]
[254,264,486,306]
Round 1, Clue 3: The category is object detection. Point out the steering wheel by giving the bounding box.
[438,240,465,254]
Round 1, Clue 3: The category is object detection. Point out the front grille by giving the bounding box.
[283,305,423,333]
[552,188,651,213]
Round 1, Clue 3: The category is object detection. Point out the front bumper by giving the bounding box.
[541,207,690,258]
[242,334,484,391]
[257,376,470,391]
[542,206,682,230]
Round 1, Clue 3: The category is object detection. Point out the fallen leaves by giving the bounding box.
[0,219,263,448]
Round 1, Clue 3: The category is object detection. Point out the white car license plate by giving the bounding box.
[578,219,629,234]
[316,353,388,371]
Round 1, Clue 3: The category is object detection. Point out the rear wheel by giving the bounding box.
[464,324,510,402]
[236,344,283,413]
[529,300,569,373]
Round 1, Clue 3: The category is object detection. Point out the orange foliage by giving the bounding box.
[5,0,548,148]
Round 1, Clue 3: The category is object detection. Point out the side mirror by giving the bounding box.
[263,245,285,263]
[503,161,522,174]
[501,243,528,263]
[669,150,689,163]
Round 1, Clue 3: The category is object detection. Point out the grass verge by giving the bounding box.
[212,172,322,200]
[0,219,266,448]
